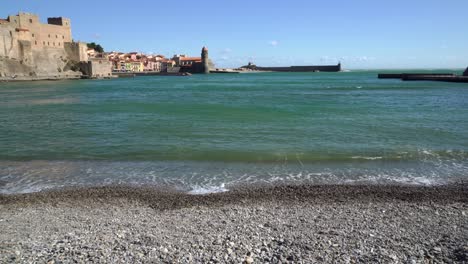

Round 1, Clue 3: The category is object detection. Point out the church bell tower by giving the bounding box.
[201,46,209,74]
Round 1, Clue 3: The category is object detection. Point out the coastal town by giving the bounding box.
[0,11,465,82]
[0,11,344,81]
[0,12,213,81]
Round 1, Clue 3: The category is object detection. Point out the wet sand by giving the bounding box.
[1,184,467,263]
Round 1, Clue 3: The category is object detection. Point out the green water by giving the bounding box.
[1,71,467,193]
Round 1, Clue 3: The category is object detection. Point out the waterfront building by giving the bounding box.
[87,48,96,58]
[0,12,112,79]
[0,12,72,53]
[172,54,202,67]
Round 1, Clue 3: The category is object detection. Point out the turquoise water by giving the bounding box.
[1,71,467,193]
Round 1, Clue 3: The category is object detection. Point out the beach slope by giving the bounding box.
[1,184,467,263]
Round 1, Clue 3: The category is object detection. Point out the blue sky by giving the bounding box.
[2,0,468,69]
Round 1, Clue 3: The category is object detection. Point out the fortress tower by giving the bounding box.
[201,46,209,74]
[0,12,92,79]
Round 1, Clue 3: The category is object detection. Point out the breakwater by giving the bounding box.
[243,63,341,72]
[378,73,455,79]
[378,72,468,83]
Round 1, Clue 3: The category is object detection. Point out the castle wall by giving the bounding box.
[64,42,88,62]
[0,12,86,80]
[5,13,72,51]
[80,58,112,78]
[0,24,19,58]
[256,64,341,72]
[18,40,33,65]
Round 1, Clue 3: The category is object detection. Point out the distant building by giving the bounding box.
[0,12,72,52]
[201,46,209,74]
[107,48,211,74]
[0,12,112,79]
[80,58,113,78]
[170,47,211,73]
[87,48,96,58]
[129,61,143,72]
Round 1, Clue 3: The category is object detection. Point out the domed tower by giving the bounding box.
[201,46,209,74]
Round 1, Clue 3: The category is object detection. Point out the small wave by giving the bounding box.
[187,183,229,195]
[351,156,383,160]
[421,149,434,155]
[8,98,79,107]
[386,176,445,186]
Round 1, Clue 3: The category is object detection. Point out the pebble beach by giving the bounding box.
[1,184,467,263]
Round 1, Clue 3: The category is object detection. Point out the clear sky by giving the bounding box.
[2,0,467,69]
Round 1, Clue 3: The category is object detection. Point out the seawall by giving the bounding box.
[254,64,341,72]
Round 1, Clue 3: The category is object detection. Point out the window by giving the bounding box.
[43,41,45,45]
[62,36,64,39]
[48,34,50,38]
[53,42,55,46]
[35,41,37,45]
[32,33,35,37]
[48,42,49,45]
[56,35,58,38]
[58,42,61,46]
[29,19,32,23]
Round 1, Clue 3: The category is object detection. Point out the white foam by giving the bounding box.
[188,183,229,195]
[351,156,383,160]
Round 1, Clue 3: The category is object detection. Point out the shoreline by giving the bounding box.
[1,183,468,209]
[1,183,467,262]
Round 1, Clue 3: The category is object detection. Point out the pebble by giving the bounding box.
[0,185,466,263]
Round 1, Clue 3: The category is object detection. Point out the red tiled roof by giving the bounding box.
[180,57,201,61]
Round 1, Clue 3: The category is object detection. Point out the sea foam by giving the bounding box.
[188,183,229,195]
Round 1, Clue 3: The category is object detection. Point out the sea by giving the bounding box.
[1,70,467,194]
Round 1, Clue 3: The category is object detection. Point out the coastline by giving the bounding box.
[1,183,467,262]
[0,75,82,82]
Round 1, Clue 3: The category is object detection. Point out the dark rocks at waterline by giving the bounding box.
[463,67,468,76]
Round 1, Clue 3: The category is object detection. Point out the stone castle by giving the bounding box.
[0,12,111,80]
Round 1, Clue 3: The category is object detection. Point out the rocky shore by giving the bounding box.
[1,184,467,263]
